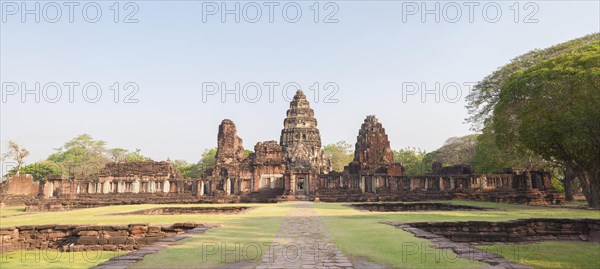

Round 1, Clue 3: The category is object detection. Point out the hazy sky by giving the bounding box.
[1,0,599,165]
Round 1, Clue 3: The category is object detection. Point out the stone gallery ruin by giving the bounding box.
[1,90,563,211]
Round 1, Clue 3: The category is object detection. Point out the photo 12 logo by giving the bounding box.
[201,2,339,23]
[402,1,539,23]
[401,81,476,103]
[1,1,139,23]
[2,82,140,104]
[201,81,339,104]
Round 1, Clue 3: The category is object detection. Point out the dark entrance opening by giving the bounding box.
[296,177,305,194]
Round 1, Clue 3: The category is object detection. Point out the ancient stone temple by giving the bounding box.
[205,90,331,199]
[280,90,330,172]
[11,90,564,210]
[279,90,331,195]
[341,115,405,193]
[345,115,404,176]
[210,119,247,196]
[42,161,188,198]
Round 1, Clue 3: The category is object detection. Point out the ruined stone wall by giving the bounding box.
[352,202,495,212]
[3,174,39,195]
[210,119,247,195]
[215,119,246,167]
[0,223,207,253]
[316,171,562,205]
[98,161,182,180]
[432,163,474,175]
[392,218,600,243]
[24,192,241,212]
[0,174,40,206]
[249,141,286,191]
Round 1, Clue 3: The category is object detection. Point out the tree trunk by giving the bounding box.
[578,171,600,208]
[561,167,576,201]
[587,173,600,209]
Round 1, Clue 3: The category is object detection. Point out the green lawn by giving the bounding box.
[0,203,288,268]
[477,241,600,269]
[0,203,277,227]
[0,206,27,217]
[312,201,600,269]
[1,201,599,269]
[130,203,290,268]
[0,250,125,269]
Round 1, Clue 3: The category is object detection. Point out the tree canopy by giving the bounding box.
[393,148,431,176]
[466,33,599,131]
[492,39,600,207]
[9,161,62,181]
[323,141,353,172]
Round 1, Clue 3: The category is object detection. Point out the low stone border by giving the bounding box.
[0,223,212,253]
[104,206,252,216]
[386,218,600,243]
[91,225,214,269]
[351,202,496,212]
[383,222,532,268]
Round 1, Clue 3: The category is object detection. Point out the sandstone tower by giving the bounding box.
[215,119,245,167]
[346,115,403,176]
[279,90,330,173]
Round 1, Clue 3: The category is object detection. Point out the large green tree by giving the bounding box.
[393,147,430,176]
[123,148,151,162]
[466,33,599,131]
[172,159,200,179]
[434,134,479,166]
[493,39,600,207]
[472,128,549,174]
[466,33,599,202]
[324,141,353,172]
[7,161,62,181]
[198,148,218,176]
[47,134,109,177]
[109,148,129,162]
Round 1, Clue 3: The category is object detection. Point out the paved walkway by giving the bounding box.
[385,222,533,269]
[92,226,213,269]
[257,202,354,269]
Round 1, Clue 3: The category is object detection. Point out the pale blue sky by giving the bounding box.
[1,0,599,164]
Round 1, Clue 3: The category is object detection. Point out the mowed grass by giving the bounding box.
[0,203,280,227]
[312,201,600,269]
[0,203,290,269]
[0,250,126,269]
[130,203,290,268]
[0,206,27,217]
[477,241,600,268]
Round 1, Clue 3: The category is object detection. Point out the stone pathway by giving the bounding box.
[257,202,354,269]
[384,222,533,269]
[91,226,213,269]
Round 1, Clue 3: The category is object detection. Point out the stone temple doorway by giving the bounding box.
[296,177,306,195]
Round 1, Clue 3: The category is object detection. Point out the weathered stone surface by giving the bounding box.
[352,202,495,212]
[218,119,245,161]
[279,90,330,173]
[91,226,212,269]
[108,206,251,215]
[348,116,395,171]
[98,161,182,179]
[0,223,209,253]
[385,218,600,244]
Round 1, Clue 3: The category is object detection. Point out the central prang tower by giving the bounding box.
[279,90,330,173]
